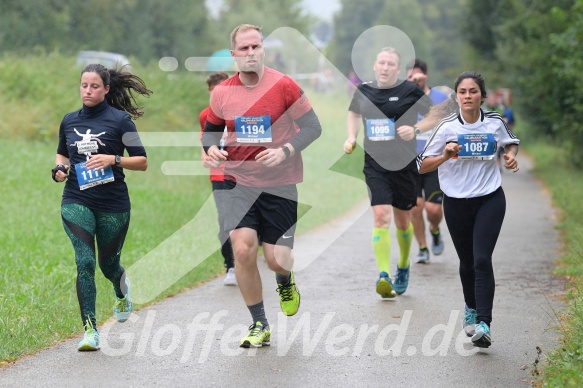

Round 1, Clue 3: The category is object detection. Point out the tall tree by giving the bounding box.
[0,0,212,64]
[373,0,431,64]
[326,0,388,76]
[217,0,312,38]
[67,0,210,63]
[417,0,469,87]
[0,0,71,52]
[491,0,573,132]
[327,0,468,84]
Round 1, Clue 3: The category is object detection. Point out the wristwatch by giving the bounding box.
[114,155,122,166]
[414,127,421,136]
[281,145,291,159]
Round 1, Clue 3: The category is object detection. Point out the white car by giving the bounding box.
[76,51,131,72]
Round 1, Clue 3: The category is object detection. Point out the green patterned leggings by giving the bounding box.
[61,203,130,328]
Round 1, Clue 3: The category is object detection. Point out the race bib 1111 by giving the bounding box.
[75,162,114,190]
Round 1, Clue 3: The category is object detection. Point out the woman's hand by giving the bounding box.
[444,142,461,160]
[503,153,519,173]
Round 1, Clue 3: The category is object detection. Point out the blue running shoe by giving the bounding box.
[462,305,477,337]
[431,229,444,256]
[113,277,132,323]
[416,247,430,264]
[471,321,492,348]
[78,320,100,351]
[393,266,410,295]
[376,272,396,298]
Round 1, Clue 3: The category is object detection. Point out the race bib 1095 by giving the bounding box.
[366,118,395,141]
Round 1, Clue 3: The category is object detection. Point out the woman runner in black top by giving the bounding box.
[53,64,151,351]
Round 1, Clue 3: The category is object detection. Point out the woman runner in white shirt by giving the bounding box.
[416,71,519,348]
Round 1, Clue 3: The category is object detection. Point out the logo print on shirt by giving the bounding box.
[70,128,106,157]
[389,97,399,101]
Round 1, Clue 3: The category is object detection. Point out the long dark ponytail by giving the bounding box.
[81,64,153,119]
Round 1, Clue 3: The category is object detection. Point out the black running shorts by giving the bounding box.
[416,169,444,204]
[223,181,298,248]
[363,156,418,210]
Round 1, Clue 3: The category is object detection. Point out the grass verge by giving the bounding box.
[0,87,366,362]
[526,140,583,386]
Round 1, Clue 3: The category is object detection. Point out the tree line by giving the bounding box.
[1,0,582,163]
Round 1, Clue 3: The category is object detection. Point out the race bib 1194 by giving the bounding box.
[235,115,272,143]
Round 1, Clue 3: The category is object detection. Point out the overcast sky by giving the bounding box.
[301,0,341,21]
[205,0,341,21]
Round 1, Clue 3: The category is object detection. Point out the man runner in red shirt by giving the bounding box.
[202,24,322,348]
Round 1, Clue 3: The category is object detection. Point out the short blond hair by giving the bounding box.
[377,47,401,66]
[230,24,263,49]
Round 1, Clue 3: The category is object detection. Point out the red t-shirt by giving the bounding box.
[199,106,225,182]
[206,67,312,187]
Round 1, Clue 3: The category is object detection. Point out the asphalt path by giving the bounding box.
[0,155,564,387]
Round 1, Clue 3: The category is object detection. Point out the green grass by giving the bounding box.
[524,140,583,386]
[0,141,224,361]
[2,53,583,385]
[0,52,366,362]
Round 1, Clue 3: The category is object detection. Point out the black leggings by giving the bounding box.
[61,203,130,328]
[443,187,506,327]
[212,181,234,270]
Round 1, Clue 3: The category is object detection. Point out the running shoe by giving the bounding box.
[462,305,477,336]
[276,271,300,316]
[376,271,396,298]
[113,277,132,323]
[471,321,492,348]
[393,266,410,295]
[78,320,100,351]
[240,321,271,348]
[416,247,430,264]
[431,229,444,255]
[223,267,237,286]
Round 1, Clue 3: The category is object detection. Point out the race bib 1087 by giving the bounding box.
[456,133,497,160]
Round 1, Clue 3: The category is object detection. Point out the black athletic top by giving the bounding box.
[349,80,432,171]
[57,99,146,212]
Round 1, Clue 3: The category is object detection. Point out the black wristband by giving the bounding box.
[281,145,291,159]
[51,164,68,182]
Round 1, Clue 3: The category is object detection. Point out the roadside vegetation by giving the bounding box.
[1,50,582,385]
[0,53,363,362]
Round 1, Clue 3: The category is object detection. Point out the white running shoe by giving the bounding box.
[223,268,237,286]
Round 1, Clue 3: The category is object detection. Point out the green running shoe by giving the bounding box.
[113,277,132,323]
[276,271,300,316]
[376,272,396,298]
[78,320,100,351]
[240,322,271,348]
